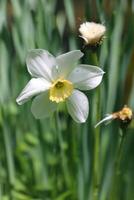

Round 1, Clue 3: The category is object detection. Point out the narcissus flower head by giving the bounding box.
[79,22,106,47]
[16,49,104,123]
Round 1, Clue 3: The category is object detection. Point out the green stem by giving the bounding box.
[93,127,100,198]
[91,53,101,200]
[93,90,101,200]
[109,128,127,200]
[54,111,70,188]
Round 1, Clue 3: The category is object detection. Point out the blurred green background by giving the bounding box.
[0,0,134,199]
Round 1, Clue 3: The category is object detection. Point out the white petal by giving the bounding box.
[66,89,89,123]
[31,92,57,119]
[26,49,58,81]
[56,50,83,78]
[68,65,104,90]
[16,78,51,105]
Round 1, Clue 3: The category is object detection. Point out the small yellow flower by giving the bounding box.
[79,22,106,46]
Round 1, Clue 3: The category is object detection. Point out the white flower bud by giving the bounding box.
[79,22,106,45]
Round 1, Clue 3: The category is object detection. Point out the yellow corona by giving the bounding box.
[49,79,73,103]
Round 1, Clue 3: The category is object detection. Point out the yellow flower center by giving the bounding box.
[49,79,73,103]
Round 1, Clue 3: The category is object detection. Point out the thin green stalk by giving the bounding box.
[54,111,71,188]
[37,121,49,183]
[93,123,100,200]
[109,128,127,200]
[91,52,101,200]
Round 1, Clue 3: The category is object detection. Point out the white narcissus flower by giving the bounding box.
[16,49,104,123]
[79,22,106,45]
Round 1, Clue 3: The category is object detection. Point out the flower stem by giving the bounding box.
[109,128,127,200]
[92,91,101,200]
[91,52,101,200]
[54,111,71,188]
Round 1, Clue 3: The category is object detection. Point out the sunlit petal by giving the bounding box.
[16,78,51,105]
[31,92,57,119]
[66,89,89,123]
[56,50,83,78]
[68,64,104,90]
[26,49,58,81]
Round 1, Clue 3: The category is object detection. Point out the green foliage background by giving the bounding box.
[0,0,134,199]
